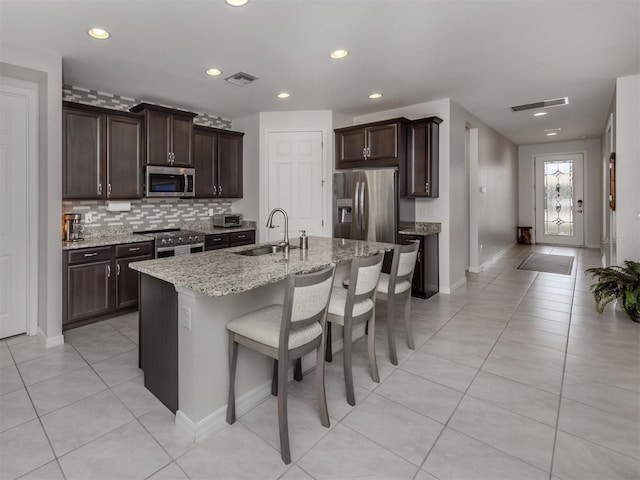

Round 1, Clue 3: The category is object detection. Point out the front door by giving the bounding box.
[266,131,324,242]
[535,153,584,246]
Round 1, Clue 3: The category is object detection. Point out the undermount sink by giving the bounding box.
[233,244,298,256]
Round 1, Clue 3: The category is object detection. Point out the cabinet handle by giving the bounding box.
[219,185,222,195]
[237,234,246,239]
[116,264,121,276]
[213,185,217,196]
[128,247,140,252]
[98,183,102,195]
[107,265,111,278]
[107,183,112,197]
[362,147,367,158]
[425,182,430,195]
[84,252,98,257]
[212,238,222,242]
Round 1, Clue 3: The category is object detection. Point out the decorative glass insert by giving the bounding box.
[543,160,574,236]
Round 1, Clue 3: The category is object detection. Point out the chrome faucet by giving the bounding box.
[266,208,290,253]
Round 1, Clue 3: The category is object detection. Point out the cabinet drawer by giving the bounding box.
[205,233,229,250]
[67,247,112,265]
[229,230,255,246]
[115,241,153,258]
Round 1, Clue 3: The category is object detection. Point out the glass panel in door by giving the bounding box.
[535,154,584,246]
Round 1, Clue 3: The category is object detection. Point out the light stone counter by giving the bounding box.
[133,236,394,443]
[130,236,392,297]
[62,234,153,250]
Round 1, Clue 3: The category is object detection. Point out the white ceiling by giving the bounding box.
[1,0,638,145]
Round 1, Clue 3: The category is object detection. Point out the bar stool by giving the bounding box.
[377,241,420,365]
[327,251,384,406]
[226,265,335,465]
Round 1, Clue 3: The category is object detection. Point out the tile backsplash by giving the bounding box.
[63,199,232,234]
[63,85,232,129]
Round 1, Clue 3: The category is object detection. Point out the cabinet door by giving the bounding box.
[115,255,148,310]
[366,123,398,160]
[171,115,194,167]
[204,233,229,251]
[107,115,143,199]
[193,129,216,198]
[409,119,439,197]
[229,230,255,246]
[146,109,171,165]
[217,132,243,198]
[66,260,112,323]
[63,108,104,199]
[337,129,366,163]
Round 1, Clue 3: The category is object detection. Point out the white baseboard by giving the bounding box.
[38,328,64,348]
[439,275,467,295]
[468,265,482,273]
[175,322,367,443]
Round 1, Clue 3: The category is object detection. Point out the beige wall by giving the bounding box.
[0,42,63,345]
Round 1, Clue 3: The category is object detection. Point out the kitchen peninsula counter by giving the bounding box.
[130,236,393,443]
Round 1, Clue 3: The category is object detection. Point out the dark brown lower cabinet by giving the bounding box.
[204,230,255,251]
[399,233,439,299]
[63,241,153,329]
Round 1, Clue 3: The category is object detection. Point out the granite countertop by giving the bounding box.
[63,234,154,250]
[398,222,441,236]
[62,221,257,251]
[130,236,393,297]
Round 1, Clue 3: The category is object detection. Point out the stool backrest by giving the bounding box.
[345,251,385,318]
[280,265,336,346]
[390,241,420,292]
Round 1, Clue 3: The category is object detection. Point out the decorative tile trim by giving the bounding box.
[63,85,232,129]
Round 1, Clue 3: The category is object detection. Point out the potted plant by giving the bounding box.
[585,260,640,323]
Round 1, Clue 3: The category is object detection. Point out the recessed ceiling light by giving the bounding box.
[369,93,383,99]
[225,0,250,6]
[546,132,558,136]
[330,49,349,59]
[205,68,222,76]
[277,92,290,99]
[544,128,561,133]
[87,28,110,40]
[533,112,547,117]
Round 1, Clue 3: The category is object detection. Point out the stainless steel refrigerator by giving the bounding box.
[333,168,397,243]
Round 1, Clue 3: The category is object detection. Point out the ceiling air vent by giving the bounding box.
[224,72,259,87]
[511,97,569,112]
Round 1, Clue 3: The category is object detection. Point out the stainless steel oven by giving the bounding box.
[136,229,205,258]
[145,166,195,198]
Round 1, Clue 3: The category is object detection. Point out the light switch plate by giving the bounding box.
[85,213,93,223]
[208,208,214,217]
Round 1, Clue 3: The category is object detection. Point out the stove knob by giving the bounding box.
[168,238,173,245]
[189,236,194,242]
[161,238,167,246]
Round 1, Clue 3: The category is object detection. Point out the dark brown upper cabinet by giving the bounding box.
[335,118,409,169]
[408,116,442,198]
[63,102,143,200]
[193,126,244,198]
[130,103,197,167]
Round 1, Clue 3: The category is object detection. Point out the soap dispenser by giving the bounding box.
[299,230,308,250]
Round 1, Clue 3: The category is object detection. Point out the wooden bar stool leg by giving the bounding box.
[343,321,355,406]
[277,355,291,464]
[315,339,330,427]
[226,334,238,424]
[404,296,415,350]
[368,312,380,383]
[387,298,398,366]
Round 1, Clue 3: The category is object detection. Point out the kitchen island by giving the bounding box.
[130,236,393,441]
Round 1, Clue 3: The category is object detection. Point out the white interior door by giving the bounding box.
[535,153,584,246]
[267,131,324,243]
[0,84,30,338]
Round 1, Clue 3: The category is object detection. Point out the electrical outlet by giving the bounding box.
[427,207,435,218]
[208,208,214,217]
[85,213,93,223]
[419,206,426,217]
[181,306,192,330]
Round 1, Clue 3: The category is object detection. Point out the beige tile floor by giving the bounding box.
[1,244,639,479]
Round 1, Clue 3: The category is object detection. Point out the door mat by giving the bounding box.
[518,253,575,275]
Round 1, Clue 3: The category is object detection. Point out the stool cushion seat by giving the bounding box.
[376,273,411,294]
[227,304,322,349]
[328,286,374,323]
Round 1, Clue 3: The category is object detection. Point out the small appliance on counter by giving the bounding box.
[62,213,84,242]
[213,213,242,228]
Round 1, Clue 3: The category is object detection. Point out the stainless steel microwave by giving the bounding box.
[145,166,195,197]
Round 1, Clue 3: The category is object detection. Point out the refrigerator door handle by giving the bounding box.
[354,181,361,228]
[360,181,366,227]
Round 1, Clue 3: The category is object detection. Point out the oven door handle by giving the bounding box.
[156,246,177,253]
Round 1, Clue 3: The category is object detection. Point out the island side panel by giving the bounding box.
[140,273,179,413]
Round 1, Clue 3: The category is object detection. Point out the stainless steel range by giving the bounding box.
[137,229,205,258]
